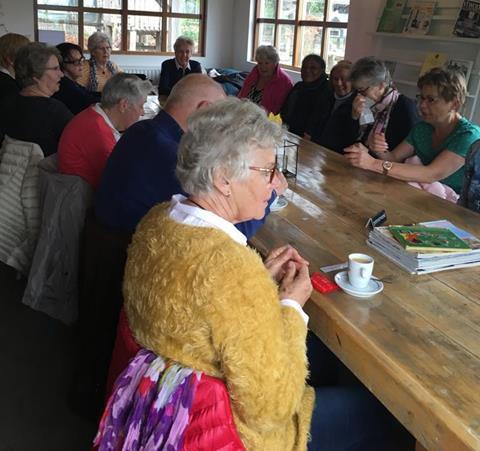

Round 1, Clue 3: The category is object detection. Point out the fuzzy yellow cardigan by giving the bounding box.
[124,204,315,450]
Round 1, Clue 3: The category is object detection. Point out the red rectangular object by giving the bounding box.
[310,272,339,294]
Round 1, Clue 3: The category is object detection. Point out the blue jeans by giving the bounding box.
[306,332,414,450]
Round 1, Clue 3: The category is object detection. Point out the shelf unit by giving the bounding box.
[373,1,480,123]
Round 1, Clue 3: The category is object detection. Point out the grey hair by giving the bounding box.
[101,73,152,109]
[14,42,61,89]
[174,35,195,50]
[87,31,111,52]
[255,45,280,65]
[176,98,283,196]
[350,57,391,88]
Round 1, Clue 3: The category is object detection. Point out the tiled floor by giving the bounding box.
[0,262,96,451]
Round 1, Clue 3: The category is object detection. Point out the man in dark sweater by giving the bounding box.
[96,74,280,239]
[157,35,202,97]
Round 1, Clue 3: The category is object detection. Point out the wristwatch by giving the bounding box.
[382,161,393,175]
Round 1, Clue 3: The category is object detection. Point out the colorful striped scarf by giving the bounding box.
[94,349,201,451]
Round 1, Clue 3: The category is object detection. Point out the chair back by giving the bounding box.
[99,310,245,450]
[459,139,480,213]
[22,154,93,324]
[0,135,43,273]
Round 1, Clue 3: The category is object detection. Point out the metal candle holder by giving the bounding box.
[277,139,299,178]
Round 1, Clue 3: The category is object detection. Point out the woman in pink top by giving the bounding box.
[238,45,293,115]
[58,73,151,188]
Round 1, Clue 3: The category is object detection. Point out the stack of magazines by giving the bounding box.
[367,219,480,274]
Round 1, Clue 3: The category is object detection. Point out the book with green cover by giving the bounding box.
[388,226,472,252]
[377,0,407,33]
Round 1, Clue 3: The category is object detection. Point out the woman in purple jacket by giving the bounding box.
[238,45,293,114]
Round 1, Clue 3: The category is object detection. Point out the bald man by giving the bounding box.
[95,74,276,237]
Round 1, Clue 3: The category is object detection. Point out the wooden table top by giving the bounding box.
[251,135,480,451]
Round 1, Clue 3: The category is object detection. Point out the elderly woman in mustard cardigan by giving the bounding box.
[96,98,402,451]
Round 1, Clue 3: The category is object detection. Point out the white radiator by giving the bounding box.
[123,66,161,85]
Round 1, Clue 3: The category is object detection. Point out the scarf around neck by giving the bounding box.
[88,57,116,92]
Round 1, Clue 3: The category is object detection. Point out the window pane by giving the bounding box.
[127,15,162,51]
[37,0,77,6]
[300,0,325,20]
[257,23,275,46]
[38,9,79,43]
[167,18,200,51]
[259,0,276,19]
[276,24,294,65]
[128,0,162,12]
[278,0,296,19]
[299,26,322,64]
[169,0,200,14]
[84,0,121,8]
[324,27,347,71]
[326,0,349,22]
[84,13,122,50]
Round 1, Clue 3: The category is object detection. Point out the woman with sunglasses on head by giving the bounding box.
[53,42,100,114]
[345,67,480,200]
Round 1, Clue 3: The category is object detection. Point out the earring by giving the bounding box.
[225,191,231,197]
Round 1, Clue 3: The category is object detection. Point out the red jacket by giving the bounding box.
[105,309,245,450]
[238,64,293,114]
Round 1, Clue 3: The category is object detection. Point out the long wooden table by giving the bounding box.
[251,135,480,451]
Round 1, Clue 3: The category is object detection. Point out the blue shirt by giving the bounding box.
[95,110,272,238]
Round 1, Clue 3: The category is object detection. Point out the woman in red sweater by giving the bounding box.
[58,73,151,188]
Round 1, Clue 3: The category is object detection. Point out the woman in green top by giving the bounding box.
[344,67,480,195]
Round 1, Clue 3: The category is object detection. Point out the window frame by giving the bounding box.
[33,0,207,56]
[252,0,348,70]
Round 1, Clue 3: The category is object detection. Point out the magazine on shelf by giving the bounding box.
[446,59,473,84]
[453,0,480,38]
[419,52,448,76]
[367,219,480,274]
[377,0,407,33]
[403,2,436,35]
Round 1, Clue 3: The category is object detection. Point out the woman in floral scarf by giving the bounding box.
[78,31,121,93]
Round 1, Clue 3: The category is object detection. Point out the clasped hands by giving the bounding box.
[264,245,312,306]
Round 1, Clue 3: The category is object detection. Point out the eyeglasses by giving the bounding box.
[45,65,62,72]
[96,46,112,52]
[249,157,278,184]
[416,94,441,104]
[64,57,85,66]
[356,86,371,95]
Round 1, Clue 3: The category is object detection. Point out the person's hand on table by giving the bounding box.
[352,94,366,121]
[344,142,376,170]
[279,262,312,307]
[264,245,309,282]
[367,132,389,153]
[273,170,288,196]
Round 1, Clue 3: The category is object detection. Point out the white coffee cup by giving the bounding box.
[348,253,374,289]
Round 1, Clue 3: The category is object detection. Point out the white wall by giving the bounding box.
[0,0,34,39]
[0,0,234,69]
[344,0,384,62]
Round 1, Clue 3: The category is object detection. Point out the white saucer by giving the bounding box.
[270,196,288,211]
[334,271,384,298]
